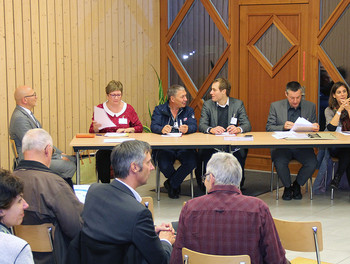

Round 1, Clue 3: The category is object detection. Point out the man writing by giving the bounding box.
[81,140,175,263]
[266,81,319,200]
[9,85,76,185]
[171,152,289,264]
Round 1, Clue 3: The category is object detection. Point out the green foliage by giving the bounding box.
[143,65,167,132]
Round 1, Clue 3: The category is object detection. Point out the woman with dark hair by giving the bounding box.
[0,169,34,263]
[325,81,350,188]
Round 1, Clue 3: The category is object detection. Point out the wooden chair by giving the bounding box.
[273,218,331,264]
[13,223,55,252]
[271,160,313,200]
[328,156,339,200]
[182,247,251,264]
[141,196,154,220]
[155,160,194,201]
[10,138,19,170]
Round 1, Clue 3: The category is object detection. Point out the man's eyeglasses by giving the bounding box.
[201,173,212,183]
[24,92,36,98]
[108,93,122,98]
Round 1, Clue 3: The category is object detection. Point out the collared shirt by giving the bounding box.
[115,178,142,203]
[19,105,40,127]
[287,103,301,123]
[0,223,12,234]
[103,101,127,117]
[170,184,288,264]
[216,97,229,108]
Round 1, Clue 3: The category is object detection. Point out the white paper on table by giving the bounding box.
[215,132,235,136]
[224,136,253,141]
[104,132,128,137]
[340,131,350,136]
[290,117,314,132]
[161,133,182,137]
[94,106,116,130]
[104,138,135,143]
[73,185,91,204]
[273,131,308,139]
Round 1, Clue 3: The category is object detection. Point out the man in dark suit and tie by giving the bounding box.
[266,81,319,200]
[9,85,76,183]
[197,78,251,190]
[81,140,175,263]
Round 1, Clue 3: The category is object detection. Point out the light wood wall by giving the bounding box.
[0,0,160,170]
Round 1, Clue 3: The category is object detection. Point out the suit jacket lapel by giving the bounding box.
[211,100,218,126]
[282,100,288,122]
[17,105,41,128]
[110,179,136,200]
[227,97,234,125]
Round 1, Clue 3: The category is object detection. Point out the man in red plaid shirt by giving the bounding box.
[170,152,290,264]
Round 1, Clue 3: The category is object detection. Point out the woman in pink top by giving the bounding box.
[89,80,143,182]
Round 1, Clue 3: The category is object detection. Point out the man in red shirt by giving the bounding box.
[170,152,290,264]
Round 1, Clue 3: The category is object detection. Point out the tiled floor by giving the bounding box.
[137,170,350,264]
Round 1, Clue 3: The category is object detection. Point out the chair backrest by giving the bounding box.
[10,138,19,169]
[273,217,323,252]
[13,223,55,252]
[182,247,251,264]
[141,196,154,220]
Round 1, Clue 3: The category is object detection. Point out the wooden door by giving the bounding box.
[239,3,313,170]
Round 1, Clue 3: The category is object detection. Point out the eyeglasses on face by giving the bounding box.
[201,172,212,183]
[108,93,122,98]
[24,92,37,98]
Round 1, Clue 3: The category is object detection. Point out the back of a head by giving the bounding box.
[206,152,242,186]
[111,140,151,179]
[0,169,23,211]
[167,84,184,99]
[285,81,301,93]
[22,128,53,154]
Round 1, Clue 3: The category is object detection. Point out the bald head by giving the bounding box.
[14,86,37,110]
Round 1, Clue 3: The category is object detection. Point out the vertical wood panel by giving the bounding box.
[1,0,161,170]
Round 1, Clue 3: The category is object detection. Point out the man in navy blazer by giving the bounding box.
[266,81,319,200]
[197,78,251,190]
[81,140,175,263]
[9,85,76,182]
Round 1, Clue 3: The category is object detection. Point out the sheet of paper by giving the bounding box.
[161,133,182,137]
[215,132,235,136]
[104,138,135,143]
[340,131,350,136]
[94,106,116,130]
[290,117,314,132]
[73,185,91,204]
[272,131,308,139]
[224,136,253,141]
[104,132,128,137]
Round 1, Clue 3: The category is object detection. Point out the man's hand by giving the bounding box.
[92,121,101,133]
[283,121,294,130]
[312,123,320,132]
[161,125,172,134]
[159,230,176,245]
[155,223,173,234]
[179,125,188,134]
[226,125,241,134]
[210,126,226,134]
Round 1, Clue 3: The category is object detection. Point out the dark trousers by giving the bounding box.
[195,148,248,188]
[154,149,197,189]
[329,147,350,182]
[271,148,317,187]
[96,150,112,183]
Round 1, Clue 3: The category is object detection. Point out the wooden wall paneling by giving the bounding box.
[98,0,106,102]
[130,0,137,108]
[124,1,132,105]
[70,0,79,137]
[160,0,168,94]
[0,0,10,170]
[38,0,49,135]
[22,0,33,87]
[105,0,112,87]
[136,0,144,122]
[111,0,118,84]
[231,1,239,99]
[47,0,58,142]
[116,0,124,87]
[91,0,100,108]
[13,0,24,87]
[85,0,93,133]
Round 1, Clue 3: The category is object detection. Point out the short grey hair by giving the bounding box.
[22,128,53,153]
[206,152,242,187]
[111,140,151,179]
[167,84,185,99]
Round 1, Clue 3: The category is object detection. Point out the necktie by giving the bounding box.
[30,112,41,128]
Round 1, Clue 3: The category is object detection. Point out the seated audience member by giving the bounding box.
[151,84,197,199]
[78,140,175,263]
[197,77,251,190]
[325,82,350,188]
[13,128,83,264]
[170,153,290,264]
[9,85,76,185]
[266,81,319,200]
[0,169,34,264]
[89,80,143,183]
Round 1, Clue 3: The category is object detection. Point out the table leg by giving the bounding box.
[76,151,80,185]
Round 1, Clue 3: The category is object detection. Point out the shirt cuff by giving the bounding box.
[160,239,172,246]
[238,127,243,133]
[206,127,212,134]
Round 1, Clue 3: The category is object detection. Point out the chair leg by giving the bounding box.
[309,176,313,200]
[331,162,335,200]
[190,171,194,199]
[271,161,274,192]
[156,166,161,201]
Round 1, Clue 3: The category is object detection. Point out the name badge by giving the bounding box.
[230,117,237,125]
[119,117,128,124]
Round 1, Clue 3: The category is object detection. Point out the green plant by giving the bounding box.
[143,65,167,132]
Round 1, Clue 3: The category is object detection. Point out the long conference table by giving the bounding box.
[70,132,350,184]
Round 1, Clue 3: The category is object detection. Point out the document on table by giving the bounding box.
[73,185,91,203]
[161,133,182,137]
[215,132,235,136]
[273,131,309,139]
[340,131,350,136]
[224,136,253,141]
[290,117,314,132]
[104,138,135,143]
[104,132,128,137]
[94,106,116,129]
